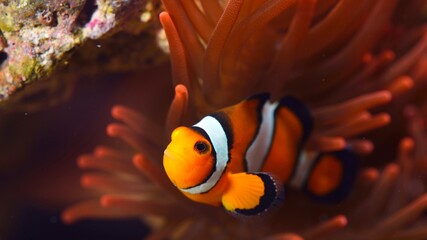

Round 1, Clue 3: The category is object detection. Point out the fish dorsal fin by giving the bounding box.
[222,172,284,218]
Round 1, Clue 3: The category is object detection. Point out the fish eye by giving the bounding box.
[194,141,209,154]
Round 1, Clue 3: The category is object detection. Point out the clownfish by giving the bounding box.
[163,93,357,217]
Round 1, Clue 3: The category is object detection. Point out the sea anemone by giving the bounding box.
[62,0,427,239]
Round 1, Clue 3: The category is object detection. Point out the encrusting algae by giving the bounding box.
[62,0,427,239]
[0,0,163,104]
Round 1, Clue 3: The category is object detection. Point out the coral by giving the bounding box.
[0,0,83,101]
[0,0,163,104]
[60,0,427,239]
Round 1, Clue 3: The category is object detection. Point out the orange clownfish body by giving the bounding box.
[163,93,357,217]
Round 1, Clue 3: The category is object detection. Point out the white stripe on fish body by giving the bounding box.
[246,101,279,172]
[289,150,317,189]
[180,116,229,194]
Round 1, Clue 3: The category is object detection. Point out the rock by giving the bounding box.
[0,0,164,104]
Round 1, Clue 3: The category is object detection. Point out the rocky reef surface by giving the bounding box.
[0,0,165,106]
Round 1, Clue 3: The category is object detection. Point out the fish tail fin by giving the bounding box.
[301,149,358,203]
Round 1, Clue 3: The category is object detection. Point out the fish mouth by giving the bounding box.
[163,149,183,187]
[163,147,189,163]
[163,149,173,160]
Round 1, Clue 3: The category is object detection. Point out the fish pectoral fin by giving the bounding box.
[221,172,284,217]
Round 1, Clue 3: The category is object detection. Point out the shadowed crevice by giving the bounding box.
[0,51,7,67]
[76,0,98,27]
